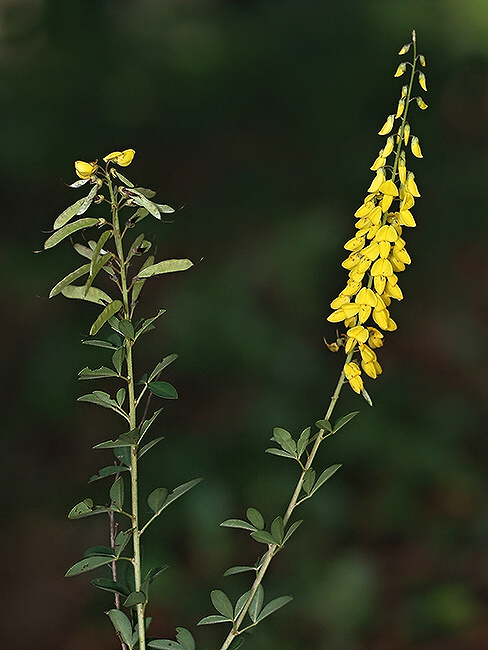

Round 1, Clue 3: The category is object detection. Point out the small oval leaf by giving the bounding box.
[137,259,193,278]
[44,218,99,249]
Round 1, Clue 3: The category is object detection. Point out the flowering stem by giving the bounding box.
[108,174,146,650]
[218,356,350,650]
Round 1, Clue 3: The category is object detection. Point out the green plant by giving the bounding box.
[43,149,198,650]
[43,29,426,650]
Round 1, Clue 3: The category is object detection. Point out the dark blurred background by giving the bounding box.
[2,1,488,648]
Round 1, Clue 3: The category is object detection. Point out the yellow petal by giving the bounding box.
[378,114,395,136]
[74,160,97,179]
[368,169,385,193]
[379,179,398,196]
[418,72,427,92]
[394,62,407,77]
[382,136,395,158]
[398,43,411,56]
[103,151,123,162]
[117,148,135,166]
[411,136,423,158]
[395,99,405,119]
[406,173,420,197]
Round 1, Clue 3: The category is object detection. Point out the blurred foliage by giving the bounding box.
[3,0,488,648]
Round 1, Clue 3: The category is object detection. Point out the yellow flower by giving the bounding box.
[367,327,384,348]
[410,136,422,158]
[74,160,97,179]
[103,149,135,166]
[345,324,369,353]
[378,114,395,136]
[344,361,363,394]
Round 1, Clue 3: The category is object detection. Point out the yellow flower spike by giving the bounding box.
[378,114,395,136]
[382,136,395,158]
[345,325,369,353]
[344,361,363,394]
[103,148,135,166]
[395,98,405,119]
[394,62,407,77]
[406,172,420,197]
[75,159,98,179]
[418,71,427,92]
[367,168,386,193]
[410,136,423,158]
[367,327,384,348]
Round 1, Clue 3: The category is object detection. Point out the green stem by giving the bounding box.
[218,356,351,650]
[108,173,146,650]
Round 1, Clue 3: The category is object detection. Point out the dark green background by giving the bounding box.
[2,1,488,648]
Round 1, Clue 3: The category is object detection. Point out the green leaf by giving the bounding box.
[138,436,164,459]
[90,300,124,336]
[83,545,115,558]
[93,429,139,449]
[82,338,119,350]
[128,189,161,218]
[221,519,257,532]
[134,308,166,340]
[139,408,164,439]
[265,448,295,460]
[61,284,112,305]
[144,565,169,584]
[124,590,147,607]
[114,529,131,557]
[210,590,234,619]
[248,584,264,623]
[78,366,119,380]
[137,259,193,278]
[315,419,333,432]
[223,565,256,577]
[107,609,134,647]
[148,642,182,649]
[309,464,342,496]
[49,263,90,298]
[89,465,129,482]
[333,411,359,433]
[271,427,297,455]
[110,476,124,511]
[255,595,293,623]
[228,639,245,650]
[175,627,195,650]
[114,170,135,188]
[118,319,135,339]
[270,516,284,545]
[234,590,252,619]
[147,487,168,514]
[282,519,303,545]
[361,387,373,406]
[84,251,113,296]
[76,183,99,216]
[78,390,126,417]
[197,614,231,625]
[44,217,99,249]
[53,196,87,229]
[116,387,126,407]
[65,554,115,577]
[302,468,316,496]
[91,577,129,596]
[250,530,277,545]
[155,203,175,214]
[68,498,93,518]
[148,354,178,382]
[296,427,311,459]
[246,507,265,530]
[163,478,202,509]
[148,381,178,399]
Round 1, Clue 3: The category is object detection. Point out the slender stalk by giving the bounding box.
[108,173,146,650]
[218,358,350,650]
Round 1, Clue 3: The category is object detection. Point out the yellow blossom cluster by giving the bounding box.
[74,149,135,179]
[327,33,426,395]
